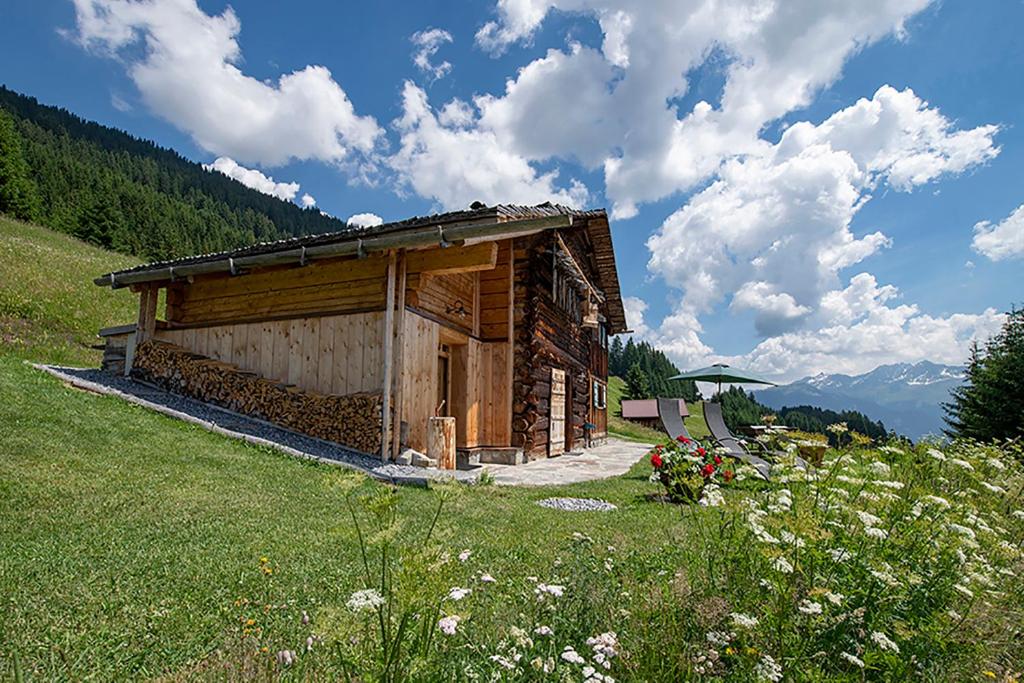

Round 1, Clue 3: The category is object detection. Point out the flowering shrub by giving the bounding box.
[649,435,734,503]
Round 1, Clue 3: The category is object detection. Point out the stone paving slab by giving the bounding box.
[483,438,654,486]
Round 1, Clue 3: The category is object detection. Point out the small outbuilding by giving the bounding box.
[95,203,627,466]
[620,398,688,429]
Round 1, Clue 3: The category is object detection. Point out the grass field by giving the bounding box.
[0,215,138,365]
[607,375,710,442]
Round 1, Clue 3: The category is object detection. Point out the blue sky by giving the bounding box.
[1,0,1021,380]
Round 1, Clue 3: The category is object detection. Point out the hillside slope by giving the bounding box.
[0,214,136,364]
[0,86,350,260]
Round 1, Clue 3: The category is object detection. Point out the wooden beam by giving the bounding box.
[505,240,515,443]
[380,250,397,462]
[391,251,407,460]
[405,242,498,276]
[136,285,158,343]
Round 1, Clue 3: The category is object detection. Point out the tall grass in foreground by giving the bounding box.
[212,440,1023,681]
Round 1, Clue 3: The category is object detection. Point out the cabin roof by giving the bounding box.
[96,202,629,333]
[620,398,689,419]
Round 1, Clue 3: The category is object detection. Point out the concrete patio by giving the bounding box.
[483,438,654,486]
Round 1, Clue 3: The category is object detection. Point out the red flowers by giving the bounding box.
[722,469,734,483]
[697,447,706,457]
[702,463,716,477]
[677,435,691,444]
[650,453,663,469]
[713,455,722,465]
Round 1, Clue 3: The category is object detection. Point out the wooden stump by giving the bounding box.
[428,417,456,470]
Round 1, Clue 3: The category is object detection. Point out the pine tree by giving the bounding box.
[944,306,1024,442]
[625,362,652,400]
[0,108,39,220]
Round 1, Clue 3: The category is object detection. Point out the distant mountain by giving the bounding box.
[755,361,964,440]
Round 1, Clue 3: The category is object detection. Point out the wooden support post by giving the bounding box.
[136,285,158,343]
[380,251,397,462]
[428,416,456,470]
[504,241,515,443]
[391,250,407,459]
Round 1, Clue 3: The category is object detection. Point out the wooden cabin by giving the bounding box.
[95,203,628,465]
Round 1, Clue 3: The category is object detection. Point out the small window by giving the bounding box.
[593,380,607,409]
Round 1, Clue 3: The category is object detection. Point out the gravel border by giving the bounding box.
[536,497,618,512]
[32,364,479,486]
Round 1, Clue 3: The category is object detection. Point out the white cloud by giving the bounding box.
[70,0,382,168]
[621,296,650,337]
[300,193,317,209]
[389,81,589,211]
[473,0,940,218]
[972,204,1024,261]
[203,156,300,202]
[347,212,384,228]
[646,86,997,339]
[411,28,454,80]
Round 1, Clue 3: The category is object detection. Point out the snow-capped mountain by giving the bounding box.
[755,361,965,440]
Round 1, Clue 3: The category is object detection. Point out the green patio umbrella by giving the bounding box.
[669,363,777,397]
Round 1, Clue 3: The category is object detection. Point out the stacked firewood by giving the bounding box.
[132,340,382,453]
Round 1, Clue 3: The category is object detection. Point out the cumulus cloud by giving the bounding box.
[972,204,1024,261]
[621,296,650,337]
[203,157,301,202]
[411,28,454,80]
[69,0,382,168]
[646,86,997,339]
[347,212,384,228]
[389,81,589,210]
[300,194,317,209]
[473,0,941,218]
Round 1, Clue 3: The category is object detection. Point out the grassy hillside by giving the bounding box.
[0,214,137,364]
[607,375,710,442]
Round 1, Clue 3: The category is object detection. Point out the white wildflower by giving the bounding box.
[1012,510,1024,520]
[873,479,905,490]
[490,654,516,669]
[824,591,844,606]
[447,587,472,601]
[346,589,385,612]
[798,599,823,615]
[437,614,461,635]
[534,625,553,636]
[981,482,1006,494]
[480,573,496,583]
[865,526,889,540]
[731,612,759,628]
[856,510,884,527]
[560,646,586,664]
[840,652,865,668]
[829,548,853,563]
[772,557,794,574]
[953,583,974,598]
[948,523,976,539]
[871,631,899,653]
[836,475,864,485]
[755,653,783,682]
[987,458,1006,470]
[706,630,735,647]
[699,483,725,507]
[780,530,806,548]
[869,461,891,475]
[950,458,974,471]
[458,549,471,562]
[535,583,565,599]
[927,448,947,461]
[879,445,904,455]
[870,569,900,587]
[922,495,951,509]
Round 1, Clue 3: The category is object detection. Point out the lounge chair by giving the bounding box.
[702,402,774,480]
[657,397,691,441]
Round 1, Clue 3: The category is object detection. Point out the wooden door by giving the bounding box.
[549,368,566,456]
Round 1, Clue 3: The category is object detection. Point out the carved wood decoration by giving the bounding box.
[549,368,566,456]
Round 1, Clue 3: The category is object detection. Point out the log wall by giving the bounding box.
[511,228,607,460]
[155,311,385,396]
[131,340,382,453]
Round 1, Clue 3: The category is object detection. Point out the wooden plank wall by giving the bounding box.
[155,311,385,396]
[400,311,512,452]
[451,339,511,449]
[399,312,441,452]
[169,254,389,326]
[406,271,476,331]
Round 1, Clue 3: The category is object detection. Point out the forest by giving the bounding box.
[0,86,349,261]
